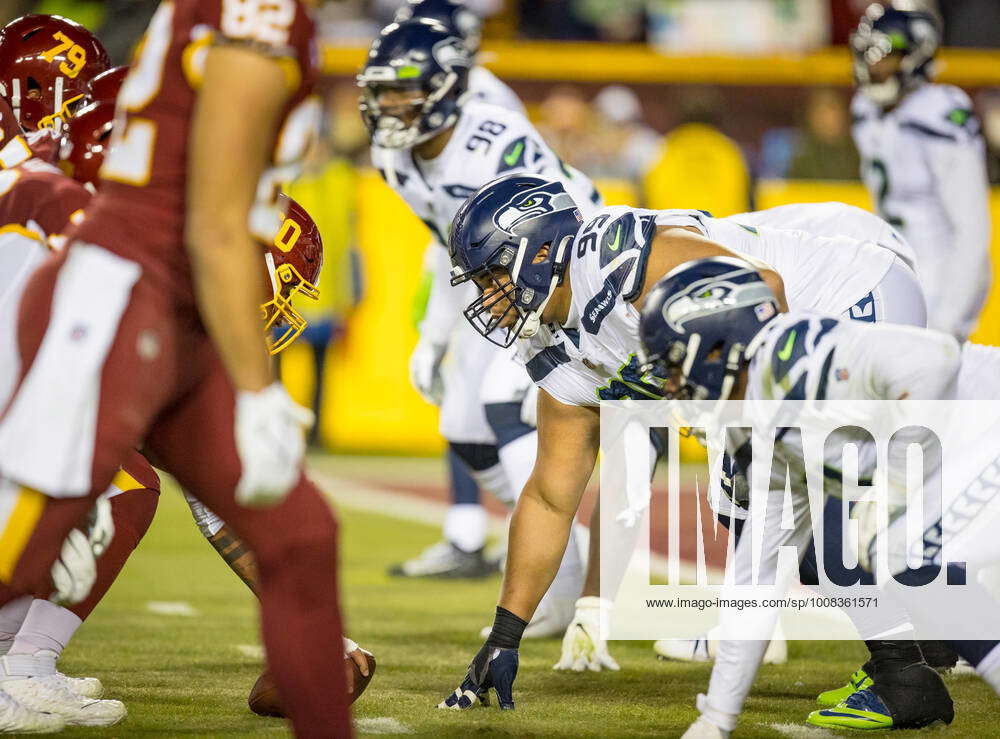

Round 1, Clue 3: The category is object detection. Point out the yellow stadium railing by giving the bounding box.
[323,43,1000,87]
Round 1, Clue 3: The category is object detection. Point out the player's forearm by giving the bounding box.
[499,478,577,620]
[188,232,272,391]
[418,243,463,345]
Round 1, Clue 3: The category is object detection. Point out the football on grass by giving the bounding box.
[248,652,378,717]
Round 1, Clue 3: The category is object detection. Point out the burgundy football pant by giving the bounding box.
[0,248,351,737]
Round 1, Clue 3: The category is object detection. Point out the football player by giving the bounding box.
[635,258,998,736]
[0,95,144,731]
[437,174,927,709]
[851,2,991,340]
[0,1,353,735]
[389,0,525,580]
[359,19,601,636]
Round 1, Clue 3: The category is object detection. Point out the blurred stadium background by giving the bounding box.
[7,0,999,459]
[3,2,999,735]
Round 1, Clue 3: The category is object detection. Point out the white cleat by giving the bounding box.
[653,636,787,665]
[1,676,126,727]
[54,672,103,699]
[0,687,64,734]
[681,715,731,738]
[654,638,713,663]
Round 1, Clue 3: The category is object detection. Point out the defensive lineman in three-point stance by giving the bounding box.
[359,18,602,639]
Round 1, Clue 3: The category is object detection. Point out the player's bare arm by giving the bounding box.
[633,225,788,312]
[499,390,600,620]
[185,44,292,392]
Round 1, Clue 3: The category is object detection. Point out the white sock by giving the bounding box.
[0,596,32,655]
[976,643,1000,696]
[472,462,515,505]
[444,504,487,553]
[9,600,82,658]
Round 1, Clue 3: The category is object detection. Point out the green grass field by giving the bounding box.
[53,456,995,737]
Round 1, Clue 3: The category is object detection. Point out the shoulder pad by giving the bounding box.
[900,85,980,141]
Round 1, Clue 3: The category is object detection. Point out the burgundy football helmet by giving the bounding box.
[87,65,128,104]
[0,15,110,132]
[59,99,114,188]
[262,194,324,355]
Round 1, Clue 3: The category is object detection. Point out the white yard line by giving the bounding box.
[235,644,265,660]
[354,717,414,734]
[768,722,836,738]
[145,601,199,617]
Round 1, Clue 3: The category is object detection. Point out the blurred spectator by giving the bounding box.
[591,85,661,182]
[94,0,157,63]
[940,0,1000,48]
[318,0,382,44]
[979,90,1000,184]
[570,0,647,42]
[518,0,602,40]
[643,88,750,216]
[788,88,860,179]
[536,85,605,172]
[648,0,830,53]
[758,127,797,179]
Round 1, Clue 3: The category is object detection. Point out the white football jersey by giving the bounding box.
[468,65,525,116]
[372,99,601,247]
[372,98,602,442]
[520,205,899,408]
[852,83,991,339]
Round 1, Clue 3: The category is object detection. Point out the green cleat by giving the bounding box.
[807,688,893,731]
[817,667,873,707]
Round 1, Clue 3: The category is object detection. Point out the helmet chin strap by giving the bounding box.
[515,233,574,339]
[863,76,902,107]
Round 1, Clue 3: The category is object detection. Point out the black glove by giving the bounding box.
[437,642,519,710]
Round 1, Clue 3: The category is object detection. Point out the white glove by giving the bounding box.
[49,496,113,606]
[235,382,314,507]
[553,596,620,672]
[409,338,447,405]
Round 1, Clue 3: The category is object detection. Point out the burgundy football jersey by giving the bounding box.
[0,160,91,242]
[73,0,318,300]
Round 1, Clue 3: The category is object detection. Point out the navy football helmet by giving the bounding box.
[358,18,471,149]
[394,0,482,55]
[638,257,779,402]
[449,174,583,347]
[851,3,940,107]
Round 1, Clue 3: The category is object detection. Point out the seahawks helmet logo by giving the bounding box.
[494,184,578,233]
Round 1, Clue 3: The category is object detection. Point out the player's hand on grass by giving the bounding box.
[553,597,620,672]
[438,642,518,710]
[234,382,314,507]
